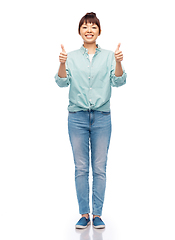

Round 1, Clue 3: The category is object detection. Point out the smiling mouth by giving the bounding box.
[85,34,94,39]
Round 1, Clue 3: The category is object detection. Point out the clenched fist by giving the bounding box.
[115,43,123,62]
[59,44,67,64]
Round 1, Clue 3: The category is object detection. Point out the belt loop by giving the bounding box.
[93,110,95,124]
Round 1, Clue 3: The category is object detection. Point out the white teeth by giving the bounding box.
[86,35,93,38]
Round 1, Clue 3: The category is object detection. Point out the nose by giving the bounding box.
[87,26,92,32]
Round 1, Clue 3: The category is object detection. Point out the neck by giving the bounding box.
[83,42,97,54]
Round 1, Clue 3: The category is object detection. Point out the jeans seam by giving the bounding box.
[93,174,95,215]
[89,110,95,126]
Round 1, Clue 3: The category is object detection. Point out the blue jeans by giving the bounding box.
[68,110,112,216]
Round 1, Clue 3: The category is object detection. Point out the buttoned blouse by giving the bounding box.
[55,45,127,112]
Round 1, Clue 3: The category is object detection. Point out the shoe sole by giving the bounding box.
[93,224,105,229]
[75,221,91,229]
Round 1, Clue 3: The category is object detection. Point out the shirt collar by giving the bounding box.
[80,44,102,55]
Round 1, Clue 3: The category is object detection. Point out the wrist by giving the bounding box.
[115,61,122,65]
[115,61,123,77]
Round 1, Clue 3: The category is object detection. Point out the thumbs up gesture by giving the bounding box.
[115,43,123,62]
[59,44,67,64]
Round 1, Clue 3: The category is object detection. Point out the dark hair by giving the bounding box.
[78,12,101,35]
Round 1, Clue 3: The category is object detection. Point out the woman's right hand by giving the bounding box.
[59,44,67,64]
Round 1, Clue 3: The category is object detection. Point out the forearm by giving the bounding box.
[58,63,67,78]
[115,62,123,77]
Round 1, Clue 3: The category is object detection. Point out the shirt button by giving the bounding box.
[89,99,91,101]
[90,88,92,90]
[89,77,90,79]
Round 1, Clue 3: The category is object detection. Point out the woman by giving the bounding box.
[55,12,127,229]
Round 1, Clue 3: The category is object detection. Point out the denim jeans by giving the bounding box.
[68,110,111,216]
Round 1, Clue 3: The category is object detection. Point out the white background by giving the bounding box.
[0,0,175,239]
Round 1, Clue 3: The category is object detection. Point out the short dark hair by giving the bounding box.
[78,12,101,35]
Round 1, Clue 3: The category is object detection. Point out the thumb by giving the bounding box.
[61,44,66,53]
[116,43,121,51]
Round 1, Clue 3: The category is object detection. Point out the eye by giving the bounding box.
[82,26,87,29]
[92,26,97,29]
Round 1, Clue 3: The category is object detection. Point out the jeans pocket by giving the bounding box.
[100,111,111,115]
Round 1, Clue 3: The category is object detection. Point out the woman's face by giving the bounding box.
[79,22,100,44]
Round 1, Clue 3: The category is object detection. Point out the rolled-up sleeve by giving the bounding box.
[54,62,71,88]
[110,58,127,87]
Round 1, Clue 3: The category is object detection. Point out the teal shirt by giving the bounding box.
[55,45,127,112]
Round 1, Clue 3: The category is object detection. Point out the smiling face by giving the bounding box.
[79,22,100,44]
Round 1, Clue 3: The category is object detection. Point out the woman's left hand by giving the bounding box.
[115,43,123,62]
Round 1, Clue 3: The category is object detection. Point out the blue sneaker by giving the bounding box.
[75,217,91,229]
[93,217,105,229]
